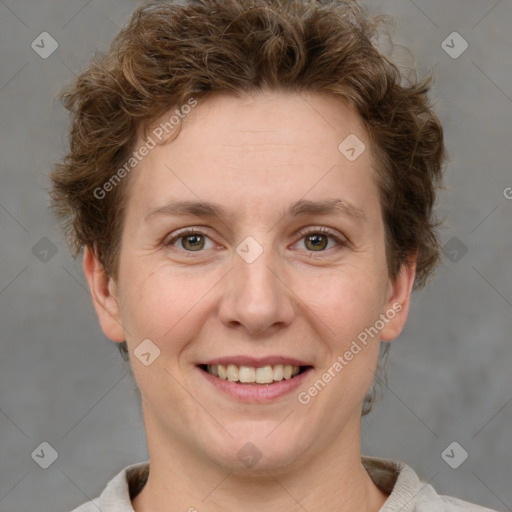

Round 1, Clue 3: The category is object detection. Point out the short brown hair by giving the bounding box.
[50,0,445,413]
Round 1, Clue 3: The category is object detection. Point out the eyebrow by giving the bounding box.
[144,198,366,224]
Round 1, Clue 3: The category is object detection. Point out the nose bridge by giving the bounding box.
[218,233,295,334]
[237,238,279,299]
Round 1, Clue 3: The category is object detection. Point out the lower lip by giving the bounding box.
[197,366,313,403]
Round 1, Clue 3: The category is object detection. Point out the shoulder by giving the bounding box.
[68,498,101,512]
[67,460,150,512]
[413,491,501,511]
[361,455,499,512]
[435,495,502,511]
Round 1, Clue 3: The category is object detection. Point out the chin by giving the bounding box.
[199,422,315,473]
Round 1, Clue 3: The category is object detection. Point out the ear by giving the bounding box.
[82,245,125,342]
[379,255,417,342]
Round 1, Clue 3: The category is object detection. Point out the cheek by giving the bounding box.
[297,262,387,341]
[300,270,385,402]
[119,260,218,346]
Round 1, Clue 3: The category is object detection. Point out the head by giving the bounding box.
[50,0,444,471]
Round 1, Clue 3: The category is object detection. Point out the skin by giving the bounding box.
[84,90,416,512]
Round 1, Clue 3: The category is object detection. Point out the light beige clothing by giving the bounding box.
[69,456,499,511]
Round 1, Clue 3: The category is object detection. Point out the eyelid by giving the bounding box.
[164,226,217,249]
[294,226,348,250]
[165,225,347,253]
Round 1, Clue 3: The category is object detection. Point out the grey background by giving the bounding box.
[0,1,511,511]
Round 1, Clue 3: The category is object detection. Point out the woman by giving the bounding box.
[50,0,498,510]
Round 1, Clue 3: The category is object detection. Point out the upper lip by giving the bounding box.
[198,356,312,367]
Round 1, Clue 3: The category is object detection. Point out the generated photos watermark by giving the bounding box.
[93,97,198,200]
[297,302,402,405]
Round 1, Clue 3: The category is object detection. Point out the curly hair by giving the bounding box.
[50,0,445,414]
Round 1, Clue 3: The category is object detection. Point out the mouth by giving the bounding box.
[197,363,312,384]
[195,357,314,402]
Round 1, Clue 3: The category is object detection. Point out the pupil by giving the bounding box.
[308,234,326,250]
[185,235,203,250]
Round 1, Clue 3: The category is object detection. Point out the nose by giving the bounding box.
[217,242,296,336]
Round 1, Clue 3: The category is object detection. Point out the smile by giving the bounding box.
[196,359,313,402]
[202,363,304,384]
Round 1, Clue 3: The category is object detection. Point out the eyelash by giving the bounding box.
[165,226,347,255]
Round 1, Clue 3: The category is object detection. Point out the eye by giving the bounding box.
[295,226,346,252]
[166,228,215,252]
[165,226,347,255]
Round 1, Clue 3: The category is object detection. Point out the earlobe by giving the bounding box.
[380,257,416,342]
[82,246,126,342]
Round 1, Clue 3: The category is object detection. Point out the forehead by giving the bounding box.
[125,90,380,224]
[145,90,368,155]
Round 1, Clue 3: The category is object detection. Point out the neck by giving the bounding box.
[132,416,388,512]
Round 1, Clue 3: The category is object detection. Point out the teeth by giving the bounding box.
[273,364,284,381]
[205,364,303,383]
[226,364,238,382]
[255,366,273,384]
[239,366,255,383]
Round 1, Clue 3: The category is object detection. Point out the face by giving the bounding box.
[85,90,415,473]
